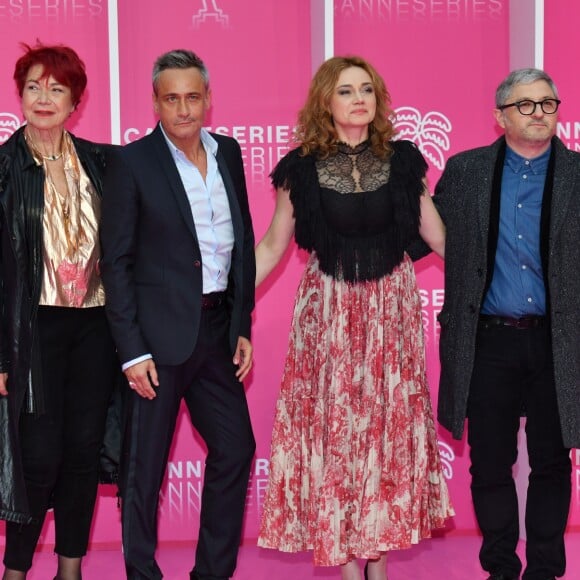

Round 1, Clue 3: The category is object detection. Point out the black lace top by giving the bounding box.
[271,139,428,282]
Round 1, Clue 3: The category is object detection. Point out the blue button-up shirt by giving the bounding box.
[481,145,549,317]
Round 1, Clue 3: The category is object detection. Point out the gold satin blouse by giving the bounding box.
[29,131,105,308]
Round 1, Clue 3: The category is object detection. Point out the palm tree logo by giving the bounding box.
[0,113,21,144]
[394,106,452,171]
[438,441,456,479]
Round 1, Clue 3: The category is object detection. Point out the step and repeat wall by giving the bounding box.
[0,0,578,549]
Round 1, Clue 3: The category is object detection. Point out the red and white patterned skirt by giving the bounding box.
[257,253,454,566]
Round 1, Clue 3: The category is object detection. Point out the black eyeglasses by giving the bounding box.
[498,98,561,115]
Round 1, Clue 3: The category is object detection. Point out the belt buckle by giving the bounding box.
[513,316,542,329]
[201,292,225,310]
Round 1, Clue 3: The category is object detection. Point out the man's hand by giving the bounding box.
[125,359,159,400]
[0,373,7,396]
[233,336,253,382]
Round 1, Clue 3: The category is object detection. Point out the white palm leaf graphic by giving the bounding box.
[394,107,452,170]
[0,113,21,143]
[438,441,456,479]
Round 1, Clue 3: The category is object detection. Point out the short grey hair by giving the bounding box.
[495,68,559,108]
[152,49,209,95]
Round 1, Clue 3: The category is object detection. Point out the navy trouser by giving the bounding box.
[121,304,255,580]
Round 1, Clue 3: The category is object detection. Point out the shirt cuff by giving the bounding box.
[122,353,153,371]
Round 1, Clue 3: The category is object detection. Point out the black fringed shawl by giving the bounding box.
[271,139,428,282]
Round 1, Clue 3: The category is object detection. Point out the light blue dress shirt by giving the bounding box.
[161,125,234,293]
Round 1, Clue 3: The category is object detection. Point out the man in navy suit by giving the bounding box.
[100,49,256,580]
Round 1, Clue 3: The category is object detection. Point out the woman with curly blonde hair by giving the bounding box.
[256,56,454,580]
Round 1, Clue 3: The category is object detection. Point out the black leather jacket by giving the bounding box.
[0,127,108,522]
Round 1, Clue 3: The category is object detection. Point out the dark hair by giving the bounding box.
[152,49,209,95]
[13,42,87,106]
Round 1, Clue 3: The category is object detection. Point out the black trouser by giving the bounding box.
[3,306,117,572]
[467,321,571,580]
[121,304,256,580]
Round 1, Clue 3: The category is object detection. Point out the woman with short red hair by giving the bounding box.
[0,43,117,580]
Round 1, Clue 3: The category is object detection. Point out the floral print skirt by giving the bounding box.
[257,253,454,566]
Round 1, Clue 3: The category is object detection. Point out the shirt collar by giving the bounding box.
[159,124,218,159]
[505,144,551,175]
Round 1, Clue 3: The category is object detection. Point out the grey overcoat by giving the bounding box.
[434,136,580,449]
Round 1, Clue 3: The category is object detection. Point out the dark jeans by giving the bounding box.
[3,306,117,572]
[467,321,571,580]
[121,304,255,580]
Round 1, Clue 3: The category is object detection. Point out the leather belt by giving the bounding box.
[478,314,546,329]
[201,291,227,310]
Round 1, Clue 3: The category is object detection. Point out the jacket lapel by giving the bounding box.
[476,139,505,259]
[150,125,199,242]
[216,149,242,249]
[550,138,576,247]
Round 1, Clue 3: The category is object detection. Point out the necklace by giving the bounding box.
[24,130,63,162]
[41,152,63,161]
[46,173,70,222]
[46,171,80,255]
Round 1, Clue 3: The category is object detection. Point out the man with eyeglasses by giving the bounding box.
[434,68,580,580]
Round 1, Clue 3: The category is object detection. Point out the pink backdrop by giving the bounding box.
[0,0,577,552]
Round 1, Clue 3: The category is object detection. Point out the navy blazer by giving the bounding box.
[100,124,255,366]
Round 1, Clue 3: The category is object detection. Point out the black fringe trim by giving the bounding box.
[271,140,427,282]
